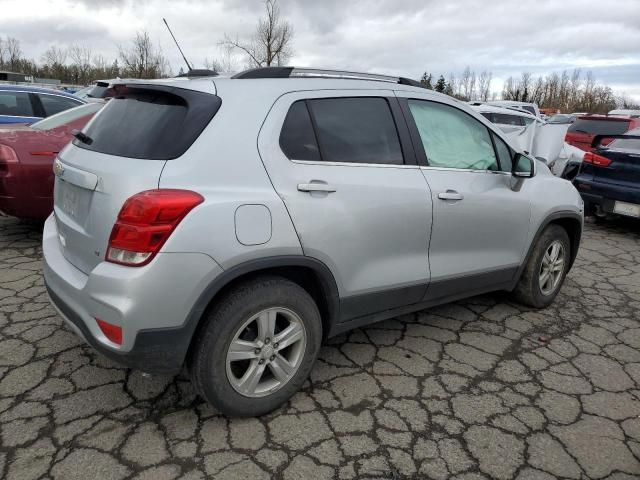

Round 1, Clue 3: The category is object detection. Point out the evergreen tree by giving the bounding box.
[420,71,433,89]
[444,81,454,96]
[435,75,446,93]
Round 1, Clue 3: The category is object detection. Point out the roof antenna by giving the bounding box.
[163,17,193,72]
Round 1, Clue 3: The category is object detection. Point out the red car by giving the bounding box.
[566,115,640,152]
[0,102,103,219]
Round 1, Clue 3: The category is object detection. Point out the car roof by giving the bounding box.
[0,84,82,99]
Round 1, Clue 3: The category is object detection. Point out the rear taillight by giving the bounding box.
[583,152,612,167]
[106,189,204,267]
[0,145,18,173]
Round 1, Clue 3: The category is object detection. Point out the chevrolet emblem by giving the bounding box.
[53,160,65,177]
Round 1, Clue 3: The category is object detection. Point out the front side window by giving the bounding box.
[0,92,34,117]
[408,100,498,170]
[39,94,82,116]
[280,97,404,165]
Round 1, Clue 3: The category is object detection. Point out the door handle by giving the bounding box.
[297,183,336,193]
[438,190,464,201]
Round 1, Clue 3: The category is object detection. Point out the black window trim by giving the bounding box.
[398,97,511,172]
[280,95,416,167]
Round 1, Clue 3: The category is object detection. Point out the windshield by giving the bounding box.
[31,103,103,131]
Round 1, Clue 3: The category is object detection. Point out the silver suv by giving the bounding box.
[43,67,583,417]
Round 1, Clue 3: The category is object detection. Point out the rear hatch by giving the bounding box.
[566,117,630,151]
[53,84,221,274]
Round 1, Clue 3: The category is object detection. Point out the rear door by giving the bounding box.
[397,94,532,301]
[258,91,433,320]
[53,85,221,274]
[0,90,41,124]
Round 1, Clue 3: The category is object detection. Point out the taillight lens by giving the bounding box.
[0,145,18,173]
[583,152,612,167]
[106,189,204,267]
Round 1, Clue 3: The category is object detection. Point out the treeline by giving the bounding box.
[421,66,637,113]
[0,32,170,85]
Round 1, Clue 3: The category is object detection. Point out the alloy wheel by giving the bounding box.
[225,307,307,398]
[539,240,565,296]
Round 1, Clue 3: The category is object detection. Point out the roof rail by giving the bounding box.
[232,66,426,89]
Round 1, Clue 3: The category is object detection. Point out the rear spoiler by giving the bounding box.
[592,134,640,149]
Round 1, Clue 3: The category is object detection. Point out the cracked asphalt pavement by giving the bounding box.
[1,216,640,480]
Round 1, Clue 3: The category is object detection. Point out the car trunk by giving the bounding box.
[52,83,221,274]
[592,148,640,185]
[566,118,630,152]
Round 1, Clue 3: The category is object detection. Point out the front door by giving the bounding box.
[398,95,532,301]
[258,91,433,321]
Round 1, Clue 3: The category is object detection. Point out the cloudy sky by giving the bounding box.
[1,0,639,100]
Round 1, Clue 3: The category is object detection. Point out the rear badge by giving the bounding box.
[53,160,65,178]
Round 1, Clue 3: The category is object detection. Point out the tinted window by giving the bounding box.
[39,94,82,116]
[522,106,536,115]
[279,101,320,161]
[408,100,498,170]
[31,103,103,131]
[492,113,525,126]
[569,119,630,135]
[75,87,221,160]
[0,92,34,117]
[307,97,403,165]
[493,133,513,172]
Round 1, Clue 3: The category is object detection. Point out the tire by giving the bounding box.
[512,224,571,308]
[190,276,322,417]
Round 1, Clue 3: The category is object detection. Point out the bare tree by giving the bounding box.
[5,37,22,71]
[204,44,239,73]
[223,0,293,67]
[477,70,492,101]
[41,45,67,66]
[119,30,169,79]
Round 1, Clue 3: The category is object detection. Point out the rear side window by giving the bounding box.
[0,91,34,117]
[279,101,321,161]
[39,94,82,116]
[569,119,630,135]
[75,87,221,160]
[280,97,403,165]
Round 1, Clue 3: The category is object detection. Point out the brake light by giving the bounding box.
[583,152,612,167]
[29,151,58,157]
[106,189,204,267]
[0,144,18,174]
[96,318,123,345]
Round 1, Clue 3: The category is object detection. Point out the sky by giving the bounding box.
[1,0,639,101]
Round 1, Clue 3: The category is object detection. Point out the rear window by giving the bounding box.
[74,86,221,160]
[569,119,630,136]
[492,113,525,126]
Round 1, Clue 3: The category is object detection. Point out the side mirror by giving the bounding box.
[512,153,535,178]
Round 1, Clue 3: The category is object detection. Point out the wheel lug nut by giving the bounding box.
[270,355,275,361]
[254,348,261,354]
[265,338,270,344]
[258,359,265,365]
[274,342,279,348]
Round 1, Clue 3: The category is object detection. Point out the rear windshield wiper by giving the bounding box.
[572,129,590,134]
[71,129,94,145]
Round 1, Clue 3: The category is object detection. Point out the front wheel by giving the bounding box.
[512,225,571,308]
[190,276,322,417]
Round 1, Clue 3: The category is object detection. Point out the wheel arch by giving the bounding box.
[183,256,340,361]
[513,211,583,288]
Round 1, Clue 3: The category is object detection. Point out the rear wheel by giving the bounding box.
[190,276,322,417]
[512,225,570,308]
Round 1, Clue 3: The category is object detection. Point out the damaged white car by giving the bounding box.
[470,103,585,178]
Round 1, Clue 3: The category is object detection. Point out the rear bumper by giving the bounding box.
[42,215,223,374]
[574,176,640,214]
[0,166,52,219]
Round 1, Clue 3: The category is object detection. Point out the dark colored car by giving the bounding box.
[0,84,85,124]
[574,128,640,219]
[0,102,103,219]
[566,115,640,152]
